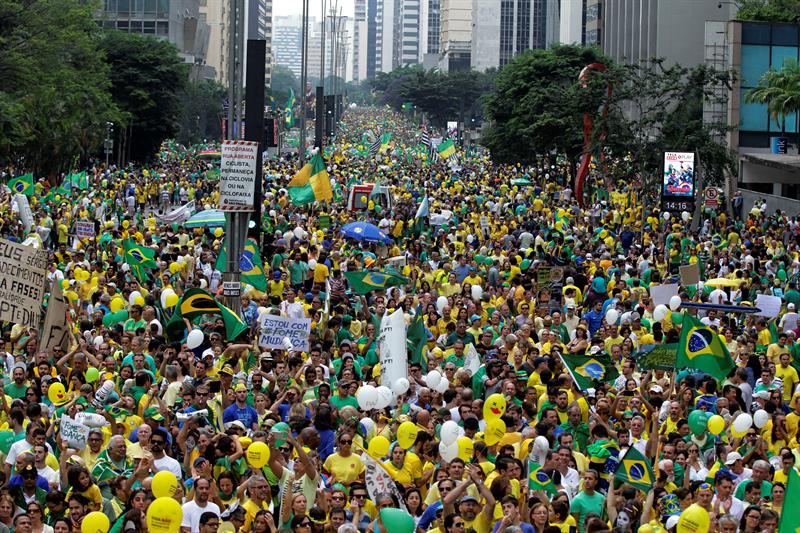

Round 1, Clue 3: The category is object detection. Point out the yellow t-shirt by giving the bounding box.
[323,453,365,484]
[242,498,270,532]
[551,516,578,533]
[313,263,329,284]
[776,365,799,401]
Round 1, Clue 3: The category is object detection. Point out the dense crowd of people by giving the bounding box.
[1,107,800,533]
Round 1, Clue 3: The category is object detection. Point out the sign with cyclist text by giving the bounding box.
[661,151,696,212]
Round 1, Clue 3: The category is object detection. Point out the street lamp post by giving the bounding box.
[104,122,114,168]
[299,0,310,167]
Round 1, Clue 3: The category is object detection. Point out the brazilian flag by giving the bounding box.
[561,351,620,390]
[7,173,34,196]
[614,446,654,493]
[165,288,248,341]
[528,461,557,495]
[215,238,267,292]
[406,305,427,368]
[343,270,408,295]
[123,239,157,283]
[675,313,734,380]
[67,171,89,190]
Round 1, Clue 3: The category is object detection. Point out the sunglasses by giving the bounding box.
[279,447,291,453]
[340,439,352,445]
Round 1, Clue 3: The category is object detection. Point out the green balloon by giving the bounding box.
[379,508,415,533]
[102,313,114,327]
[474,254,484,264]
[374,205,382,214]
[0,431,14,455]
[271,421,291,446]
[520,259,531,270]
[86,367,100,383]
[484,257,493,266]
[113,310,129,324]
[688,410,707,435]
[672,312,683,325]
[778,269,787,281]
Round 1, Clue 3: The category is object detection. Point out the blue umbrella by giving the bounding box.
[184,209,226,228]
[341,222,392,244]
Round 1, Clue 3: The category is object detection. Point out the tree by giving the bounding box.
[177,79,226,145]
[0,0,119,176]
[100,30,187,163]
[482,44,612,174]
[745,61,800,136]
[737,0,800,22]
[398,69,495,127]
[270,64,299,104]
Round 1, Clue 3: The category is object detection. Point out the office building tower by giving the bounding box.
[439,0,472,71]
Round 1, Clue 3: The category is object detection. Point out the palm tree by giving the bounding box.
[746,61,800,143]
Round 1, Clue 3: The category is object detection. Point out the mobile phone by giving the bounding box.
[209,380,221,394]
[623,390,634,397]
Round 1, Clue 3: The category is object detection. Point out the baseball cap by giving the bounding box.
[219,365,235,376]
[649,385,663,394]
[588,346,603,355]
[725,451,743,465]
[228,420,246,431]
[234,384,247,392]
[755,390,771,401]
[790,303,796,310]
[143,407,164,421]
[460,496,479,504]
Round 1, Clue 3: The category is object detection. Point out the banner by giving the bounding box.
[14,195,33,233]
[258,315,311,351]
[0,239,48,327]
[156,201,195,224]
[60,415,90,449]
[74,221,95,239]
[361,453,408,512]
[41,279,70,354]
[379,309,408,386]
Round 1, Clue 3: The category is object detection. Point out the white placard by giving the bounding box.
[14,195,33,233]
[75,221,95,239]
[649,283,680,307]
[755,294,782,318]
[258,315,311,351]
[379,308,408,385]
[362,453,408,512]
[464,343,481,375]
[0,239,48,326]
[219,140,258,212]
[60,415,90,449]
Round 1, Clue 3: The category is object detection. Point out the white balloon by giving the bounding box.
[186,329,204,349]
[732,413,753,433]
[471,285,483,301]
[439,440,459,462]
[605,309,619,325]
[698,281,704,290]
[754,409,769,429]
[293,227,305,239]
[436,296,448,314]
[356,385,379,410]
[376,386,393,408]
[440,421,460,445]
[176,255,186,265]
[620,311,632,324]
[653,304,669,322]
[359,417,375,439]
[426,370,442,388]
[308,259,317,270]
[392,377,410,395]
[128,291,142,306]
[663,211,671,220]
[434,378,450,394]
[466,234,474,243]
[160,288,175,308]
[681,211,691,222]
[669,295,682,311]
[93,335,104,347]
[199,279,208,289]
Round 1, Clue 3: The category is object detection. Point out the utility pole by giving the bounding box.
[299,0,310,167]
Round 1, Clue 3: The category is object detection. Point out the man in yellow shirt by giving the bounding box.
[776,352,799,402]
[767,333,790,364]
[241,476,271,532]
[442,465,496,533]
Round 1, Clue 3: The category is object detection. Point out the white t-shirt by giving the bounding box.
[153,455,183,480]
[181,499,220,533]
[38,465,60,489]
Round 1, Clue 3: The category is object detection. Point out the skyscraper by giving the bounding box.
[393,0,423,67]
[274,17,303,79]
[439,0,472,71]
[420,0,441,68]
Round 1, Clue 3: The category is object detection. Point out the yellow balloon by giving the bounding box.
[214,228,224,238]
[246,441,270,469]
[133,296,145,306]
[676,504,709,533]
[368,436,390,458]
[77,270,90,281]
[368,200,375,210]
[165,293,179,308]
[60,279,70,290]
[360,195,367,203]
[484,419,506,446]
[396,421,419,450]
[456,436,474,462]
[146,496,182,533]
[169,262,181,274]
[731,426,746,439]
[151,470,178,498]
[707,415,725,435]
[47,382,68,405]
[110,297,124,313]
[122,220,130,229]
[483,393,507,421]
[81,512,110,533]
[65,291,78,302]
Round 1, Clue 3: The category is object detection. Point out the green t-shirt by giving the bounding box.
[570,490,605,533]
[734,478,772,500]
[330,394,359,411]
[123,318,146,334]
[5,382,28,400]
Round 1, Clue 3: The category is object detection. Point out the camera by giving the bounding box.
[175,409,208,423]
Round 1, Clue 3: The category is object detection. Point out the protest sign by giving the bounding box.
[14,195,33,233]
[650,283,679,307]
[0,239,48,327]
[258,315,311,351]
[755,294,782,318]
[75,221,95,239]
[219,140,258,211]
[60,415,90,449]
[464,343,481,375]
[362,453,408,512]
[379,308,408,385]
[41,278,70,354]
[679,264,700,286]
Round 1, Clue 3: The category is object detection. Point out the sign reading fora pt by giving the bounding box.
[219,140,259,212]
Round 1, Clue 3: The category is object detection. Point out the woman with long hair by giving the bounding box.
[404,487,424,523]
[528,501,550,533]
[27,502,52,533]
[739,505,763,533]
[322,432,365,487]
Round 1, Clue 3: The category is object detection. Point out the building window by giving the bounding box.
[500,0,514,66]
[156,21,169,36]
[516,0,531,54]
